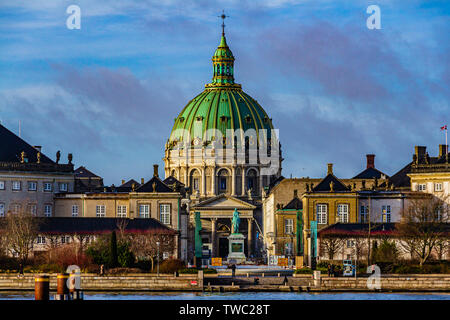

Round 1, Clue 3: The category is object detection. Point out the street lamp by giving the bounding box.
[266,232,274,265]
[156,241,160,277]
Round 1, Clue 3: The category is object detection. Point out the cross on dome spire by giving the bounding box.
[218,10,228,36]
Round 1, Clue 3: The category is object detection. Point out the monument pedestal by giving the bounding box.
[227,233,246,264]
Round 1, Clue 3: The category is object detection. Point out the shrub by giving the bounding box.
[159,259,186,273]
[117,242,135,268]
[105,267,142,275]
[179,268,217,274]
[135,259,152,272]
[294,268,312,274]
[37,263,65,273]
[317,261,330,269]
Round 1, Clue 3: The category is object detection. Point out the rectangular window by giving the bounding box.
[28,204,37,216]
[0,181,5,190]
[61,236,70,244]
[220,178,227,191]
[193,178,199,191]
[12,204,21,214]
[44,205,52,217]
[418,184,426,191]
[117,205,127,218]
[0,203,4,217]
[160,204,171,225]
[382,205,391,222]
[59,183,68,192]
[72,205,79,217]
[316,204,328,224]
[96,205,106,217]
[337,204,349,223]
[44,182,52,192]
[28,181,37,191]
[36,236,46,244]
[139,204,150,218]
[284,218,294,234]
[435,183,443,192]
[360,205,368,223]
[347,240,355,248]
[12,181,21,191]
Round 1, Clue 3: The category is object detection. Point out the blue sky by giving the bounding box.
[0,0,449,185]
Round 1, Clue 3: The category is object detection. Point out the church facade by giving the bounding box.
[163,22,282,262]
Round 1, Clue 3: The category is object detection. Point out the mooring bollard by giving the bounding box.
[55,273,69,300]
[35,275,50,300]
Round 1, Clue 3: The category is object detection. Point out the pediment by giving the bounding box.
[192,194,256,210]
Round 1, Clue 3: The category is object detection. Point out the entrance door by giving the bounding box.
[219,237,228,258]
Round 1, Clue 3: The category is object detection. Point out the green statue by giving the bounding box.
[232,208,240,234]
[194,212,202,259]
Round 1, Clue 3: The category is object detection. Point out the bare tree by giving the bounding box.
[128,232,175,271]
[397,196,449,266]
[319,236,345,260]
[353,237,368,264]
[0,210,40,264]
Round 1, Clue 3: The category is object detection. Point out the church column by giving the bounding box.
[201,167,206,197]
[259,172,263,197]
[247,218,253,257]
[211,168,216,196]
[211,218,217,257]
[241,166,246,196]
[231,167,236,196]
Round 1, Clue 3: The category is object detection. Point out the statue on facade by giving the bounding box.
[56,150,61,164]
[36,152,41,164]
[20,151,26,163]
[231,208,240,234]
[329,181,334,192]
[68,153,73,164]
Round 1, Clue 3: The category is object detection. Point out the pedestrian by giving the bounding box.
[231,264,236,278]
[283,275,288,286]
[100,264,104,276]
[330,264,335,277]
[327,264,331,277]
[18,263,24,278]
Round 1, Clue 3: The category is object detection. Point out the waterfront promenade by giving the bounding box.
[0,272,449,292]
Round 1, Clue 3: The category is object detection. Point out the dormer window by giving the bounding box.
[220,115,227,122]
[179,117,185,122]
[245,115,252,123]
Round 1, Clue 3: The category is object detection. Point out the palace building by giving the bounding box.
[163,20,282,262]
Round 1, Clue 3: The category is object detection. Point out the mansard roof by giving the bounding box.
[74,166,102,179]
[281,197,302,210]
[312,174,350,192]
[0,124,54,164]
[353,167,389,179]
[135,176,174,193]
[390,162,412,188]
[37,217,177,235]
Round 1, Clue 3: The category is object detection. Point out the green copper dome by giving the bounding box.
[168,32,274,149]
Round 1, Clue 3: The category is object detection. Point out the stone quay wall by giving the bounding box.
[0,273,204,291]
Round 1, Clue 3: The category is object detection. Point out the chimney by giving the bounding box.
[141,178,145,185]
[366,154,375,169]
[439,144,448,158]
[153,164,159,177]
[121,179,125,185]
[294,189,298,198]
[33,146,42,152]
[327,163,333,175]
[415,146,426,161]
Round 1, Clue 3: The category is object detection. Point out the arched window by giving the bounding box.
[217,169,229,193]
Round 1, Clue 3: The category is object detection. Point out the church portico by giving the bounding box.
[189,194,256,259]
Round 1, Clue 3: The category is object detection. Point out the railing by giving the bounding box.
[0,161,74,173]
[411,163,450,173]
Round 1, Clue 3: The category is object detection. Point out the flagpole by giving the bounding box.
[446,128,448,163]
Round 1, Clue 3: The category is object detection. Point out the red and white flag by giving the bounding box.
[441,125,447,130]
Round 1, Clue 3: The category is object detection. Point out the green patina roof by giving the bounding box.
[168,32,274,148]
